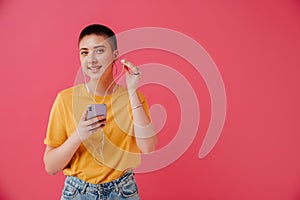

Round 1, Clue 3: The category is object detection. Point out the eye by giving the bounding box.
[80,51,88,56]
[95,49,105,54]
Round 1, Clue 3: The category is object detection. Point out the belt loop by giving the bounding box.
[81,183,88,194]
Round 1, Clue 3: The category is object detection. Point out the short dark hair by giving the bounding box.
[78,24,117,51]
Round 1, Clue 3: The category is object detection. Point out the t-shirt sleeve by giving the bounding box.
[44,93,67,147]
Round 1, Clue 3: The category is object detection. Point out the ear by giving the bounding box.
[113,50,119,61]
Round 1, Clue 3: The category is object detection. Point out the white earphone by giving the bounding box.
[85,84,90,93]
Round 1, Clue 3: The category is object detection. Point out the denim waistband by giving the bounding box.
[64,169,134,193]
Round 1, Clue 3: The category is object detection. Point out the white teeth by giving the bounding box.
[88,66,101,71]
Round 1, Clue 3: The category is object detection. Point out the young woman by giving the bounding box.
[43,24,157,200]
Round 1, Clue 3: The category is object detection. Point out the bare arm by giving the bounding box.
[43,133,81,175]
[129,91,157,153]
[43,112,106,175]
[122,59,157,153]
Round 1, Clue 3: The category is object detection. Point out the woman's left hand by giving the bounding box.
[121,59,140,92]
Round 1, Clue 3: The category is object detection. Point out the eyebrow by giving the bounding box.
[79,45,107,51]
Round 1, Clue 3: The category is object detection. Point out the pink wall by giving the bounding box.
[1,0,300,199]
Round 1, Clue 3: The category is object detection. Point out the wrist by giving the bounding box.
[72,130,83,144]
[132,104,143,110]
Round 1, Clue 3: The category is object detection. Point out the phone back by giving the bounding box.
[87,104,107,120]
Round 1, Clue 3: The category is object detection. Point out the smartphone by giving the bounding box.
[87,104,107,120]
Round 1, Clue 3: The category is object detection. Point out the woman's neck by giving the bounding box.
[86,75,117,96]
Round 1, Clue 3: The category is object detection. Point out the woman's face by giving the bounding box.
[79,34,116,80]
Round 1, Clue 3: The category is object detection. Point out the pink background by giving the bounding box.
[1,0,300,199]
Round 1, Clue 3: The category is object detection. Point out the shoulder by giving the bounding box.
[57,84,84,100]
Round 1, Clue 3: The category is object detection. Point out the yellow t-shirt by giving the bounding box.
[44,84,150,184]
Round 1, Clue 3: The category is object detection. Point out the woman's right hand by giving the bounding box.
[76,111,106,141]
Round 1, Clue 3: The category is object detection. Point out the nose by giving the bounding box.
[87,51,97,65]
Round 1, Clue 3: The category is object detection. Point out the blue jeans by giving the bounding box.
[61,170,140,200]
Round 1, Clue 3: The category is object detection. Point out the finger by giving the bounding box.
[99,118,106,126]
[89,118,106,127]
[121,58,134,67]
[121,59,137,71]
[122,62,132,73]
[88,121,106,132]
[89,128,97,134]
[86,115,106,126]
[97,120,106,128]
[124,66,140,75]
[81,110,88,121]
[97,115,105,121]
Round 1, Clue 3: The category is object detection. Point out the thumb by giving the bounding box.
[81,110,88,121]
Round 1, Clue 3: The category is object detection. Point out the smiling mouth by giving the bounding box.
[87,66,102,72]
